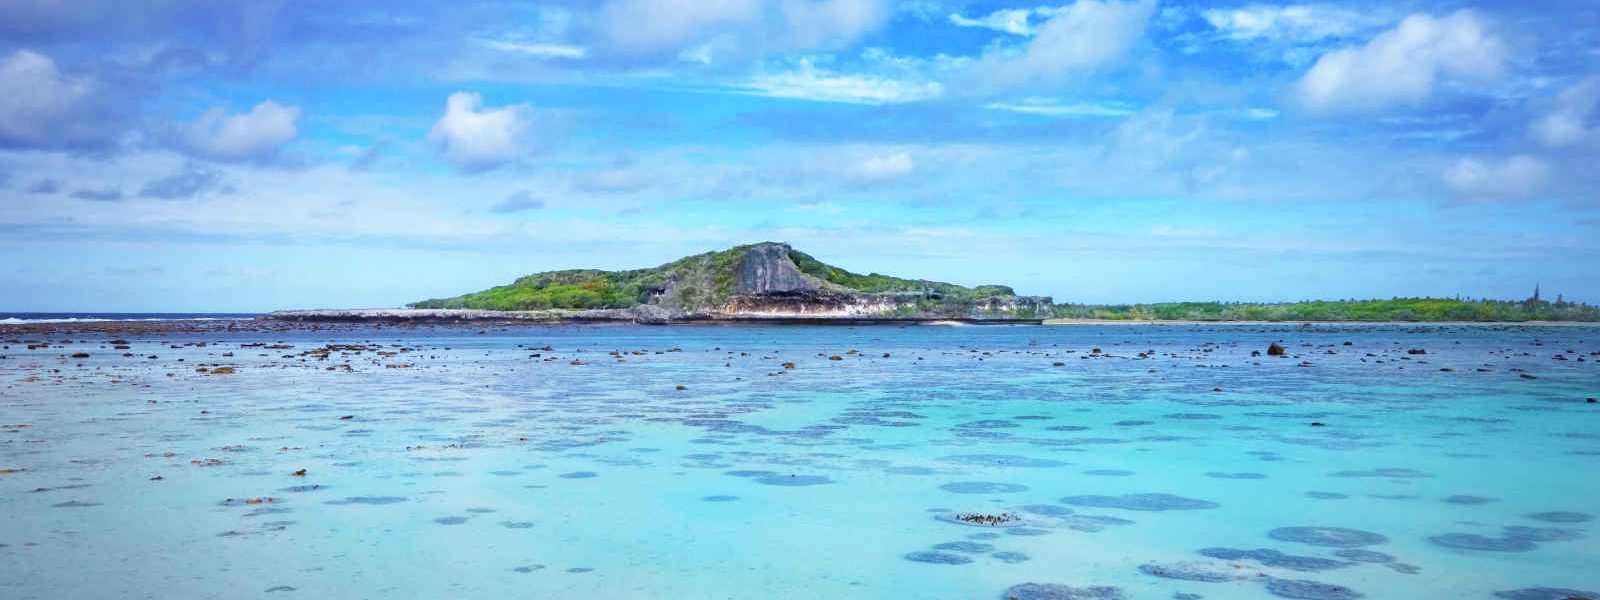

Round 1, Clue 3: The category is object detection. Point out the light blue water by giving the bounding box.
[2,324,1597,599]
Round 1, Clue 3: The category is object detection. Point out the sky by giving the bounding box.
[1,0,1597,312]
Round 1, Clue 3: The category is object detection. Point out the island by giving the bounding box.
[263,242,1600,324]
[268,242,1052,324]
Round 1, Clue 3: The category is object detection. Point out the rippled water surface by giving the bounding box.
[2,323,1597,599]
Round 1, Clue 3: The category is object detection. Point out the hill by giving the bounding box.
[406,242,1052,322]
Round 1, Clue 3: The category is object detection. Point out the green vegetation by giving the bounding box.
[787,249,1012,300]
[409,245,753,311]
[1050,298,1600,322]
[408,269,650,310]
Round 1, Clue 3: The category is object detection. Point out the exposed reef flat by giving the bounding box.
[4,321,1596,599]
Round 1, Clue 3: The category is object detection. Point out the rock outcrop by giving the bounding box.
[734,242,818,295]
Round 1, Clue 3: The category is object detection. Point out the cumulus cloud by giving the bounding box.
[848,152,913,183]
[949,7,1062,37]
[1530,76,1599,148]
[427,92,532,171]
[490,190,546,213]
[1443,155,1549,201]
[179,100,301,162]
[597,0,759,58]
[965,0,1155,93]
[1200,4,1373,42]
[1294,10,1505,115]
[0,50,124,151]
[594,0,889,62]
[138,162,231,199]
[776,0,892,50]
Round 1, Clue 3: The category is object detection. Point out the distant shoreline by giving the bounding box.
[1042,318,1600,326]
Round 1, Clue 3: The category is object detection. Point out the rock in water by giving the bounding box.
[1002,583,1126,600]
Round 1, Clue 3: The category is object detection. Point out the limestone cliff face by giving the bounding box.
[699,242,1048,321]
[733,242,819,295]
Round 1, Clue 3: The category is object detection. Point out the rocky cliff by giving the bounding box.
[379,242,1053,323]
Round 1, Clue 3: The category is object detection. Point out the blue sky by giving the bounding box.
[2,0,1597,311]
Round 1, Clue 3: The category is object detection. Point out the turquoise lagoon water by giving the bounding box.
[2,324,1597,599]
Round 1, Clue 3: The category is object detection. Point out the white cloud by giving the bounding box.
[595,0,889,61]
[481,40,588,59]
[180,101,301,162]
[597,0,761,58]
[1530,76,1599,148]
[948,6,1062,37]
[777,0,891,50]
[0,50,121,150]
[1294,10,1505,115]
[1443,155,1549,201]
[848,152,913,183]
[1201,4,1372,42]
[427,92,532,171]
[736,57,942,104]
[967,0,1155,93]
[984,97,1137,118]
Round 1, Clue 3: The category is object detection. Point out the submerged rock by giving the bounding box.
[1138,562,1244,583]
[1060,493,1219,512]
[1493,588,1600,600]
[904,551,972,565]
[1198,548,1350,572]
[1428,533,1537,552]
[1002,583,1126,600]
[1265,578,1364,600]
[1268,527,1388,548]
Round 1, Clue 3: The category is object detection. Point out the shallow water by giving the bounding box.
[2,323,1597,599]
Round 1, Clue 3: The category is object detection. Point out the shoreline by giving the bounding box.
[3,315,1599,337]
[1041,318,1600,326]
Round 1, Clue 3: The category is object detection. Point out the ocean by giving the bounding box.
[1,322,1596,599]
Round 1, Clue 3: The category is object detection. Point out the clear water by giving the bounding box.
[2,324,1596,599]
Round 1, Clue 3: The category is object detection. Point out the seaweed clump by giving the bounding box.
[954,512,1019,526]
